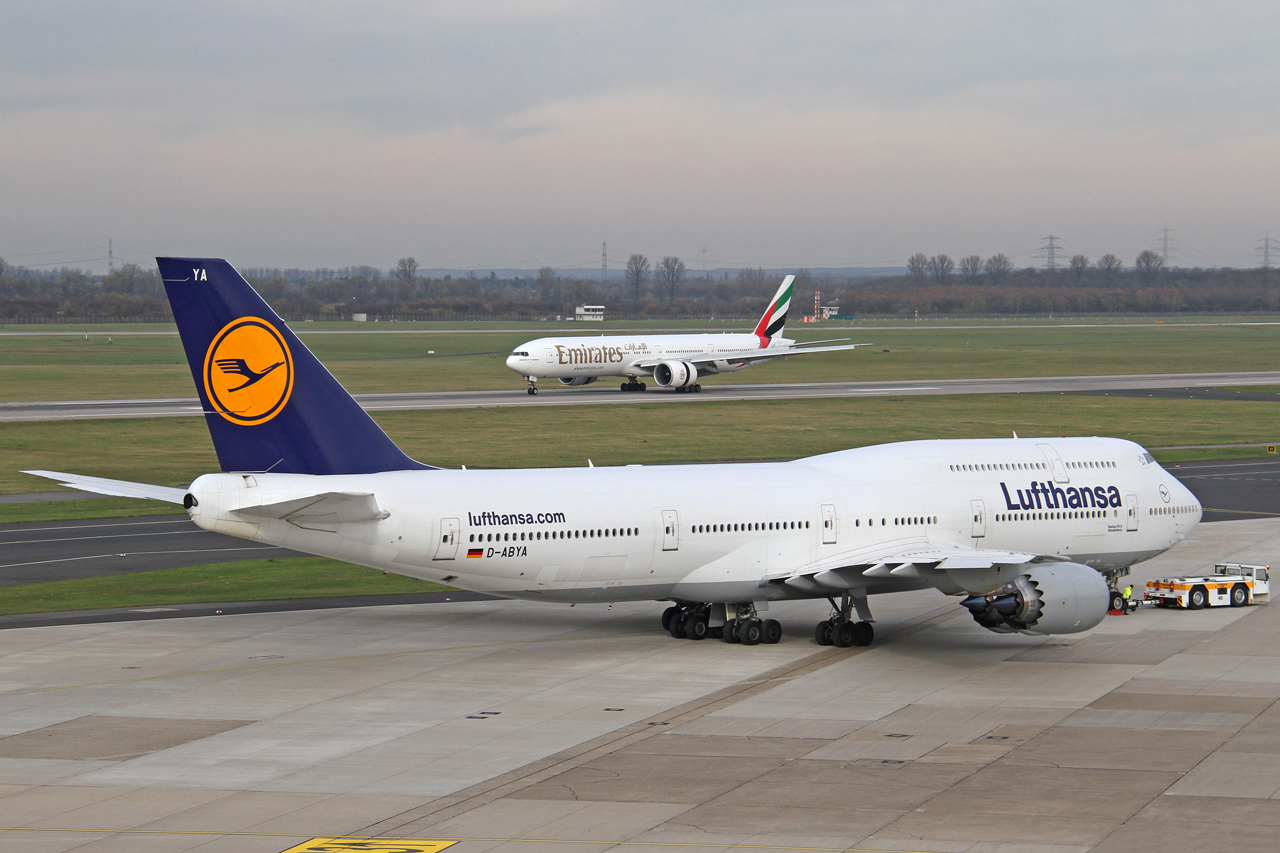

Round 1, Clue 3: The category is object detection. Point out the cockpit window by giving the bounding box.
[511,351,529,357]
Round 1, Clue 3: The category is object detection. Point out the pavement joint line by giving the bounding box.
[367,602,961,838]
[0,828,929,852]
[0,545,285,571]
[0,629,650,697]
[3,529,223,546]
[1201,507,1280,517]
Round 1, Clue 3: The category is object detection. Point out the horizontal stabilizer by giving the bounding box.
[234,492,389,527]
[22,470,186,504]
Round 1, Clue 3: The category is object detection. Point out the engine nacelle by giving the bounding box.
[960,562,1109,636]
[653,360,697,388]
[557,376,597,386]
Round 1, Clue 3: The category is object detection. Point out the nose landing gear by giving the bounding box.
[814,592,875,647]
[524,377,539,395]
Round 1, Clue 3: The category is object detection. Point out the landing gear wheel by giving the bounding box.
[621,382,630,392]
[814,620,833,646]
[1230,584,1249,607]
[707,626,723,639]
[661,606,680,632]
[738,619,762,645]
[852,621,874,647]
[762,619,782,644]
[669,611,688,638]
[684,611,709,640]
[832,620,855,648]
[692,384,702,393]
[1109,592,1125,612]
[638,383,647,391]
[1188,586,1208,610]
[527,386,538,395]
[721,619,740,643]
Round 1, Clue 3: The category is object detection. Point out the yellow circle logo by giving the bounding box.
[202,317,294,425]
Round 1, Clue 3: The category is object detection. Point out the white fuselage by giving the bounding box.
[186,437,1199,605]
[506,332,787,383]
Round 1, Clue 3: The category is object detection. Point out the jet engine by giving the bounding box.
[960,562,1109,635]
[557,376,597,386]
[653,360,697,388]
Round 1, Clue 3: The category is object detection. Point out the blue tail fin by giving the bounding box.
[158,257,430,475]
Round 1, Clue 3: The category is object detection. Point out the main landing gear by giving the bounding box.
[813,592,875,647]
[620,380,647,392]
[673,384,702,393]
[661,602,781,645]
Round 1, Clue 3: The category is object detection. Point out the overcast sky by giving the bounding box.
[4,1,1279,274]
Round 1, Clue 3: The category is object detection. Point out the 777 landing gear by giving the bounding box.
[620,380,647,392]
[814,592,874,647]
[525,377,539,396]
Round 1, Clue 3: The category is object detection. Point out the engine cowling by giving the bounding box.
[557,376,597,386]
[960,562,1109,636]
[653,360,697,388]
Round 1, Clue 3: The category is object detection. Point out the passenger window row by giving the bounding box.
[692,521,809,534]
[997,510,1110,522]
[470,528,638,543]
[1150,506,1195,515]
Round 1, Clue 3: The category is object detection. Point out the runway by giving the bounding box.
[4,369,1280,421]
[2,518,1280,852]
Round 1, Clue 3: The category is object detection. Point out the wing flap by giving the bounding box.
[22,470,187,504]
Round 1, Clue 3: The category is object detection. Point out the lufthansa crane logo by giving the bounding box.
[202,317,294,425]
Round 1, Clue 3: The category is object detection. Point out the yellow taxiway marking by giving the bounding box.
[281,839,456,852]
[0,630,650,698]
[0,827,933,852]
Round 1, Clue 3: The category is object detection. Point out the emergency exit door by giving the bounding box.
[821,504,837,544]
[434,518,459,560]
[662,510,679,551]
[970,500,987,538]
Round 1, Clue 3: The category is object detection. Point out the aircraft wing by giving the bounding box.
[234,492,389,527]
[768,540,1044,594]
[636,342,869,369]
[23,469,187,504]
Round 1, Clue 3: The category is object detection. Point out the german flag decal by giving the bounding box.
[467,549,483,558]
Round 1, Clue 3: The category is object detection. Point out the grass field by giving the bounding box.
[0,557,449,616]
[2,321,1279,402]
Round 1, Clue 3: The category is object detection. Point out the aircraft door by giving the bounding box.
[662,510,679,551]
[544,347,556,364]
[434,518,460,560]
[821,504,837,544]
[1037,443,1070,483]
[1126,494,1139,531]
[970,500,987,538]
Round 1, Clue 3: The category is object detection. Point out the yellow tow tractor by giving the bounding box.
[1146,563,1270,610]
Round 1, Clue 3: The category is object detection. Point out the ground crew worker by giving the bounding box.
[1122,584,1134,613]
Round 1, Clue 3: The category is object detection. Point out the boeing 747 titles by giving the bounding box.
[505,275,866,394]
[28,258,1202,647]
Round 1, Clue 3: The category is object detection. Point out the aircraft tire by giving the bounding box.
[707,625,723,639]
[738,619,762,645]
[669,613,688,638]
[661,606,680,632]
[528,387,539,395]
[692,384,702,393]
[762,619,782,644]
[814,620,833,646]
[721,619,740,643]
[832,620,855,648]
[684,611,709,640]
[621,383,629,392]
[1109,592,1125,612]
[639,383,647,391]
[852,621,874,647]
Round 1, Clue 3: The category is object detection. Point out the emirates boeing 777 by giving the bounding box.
[26,258,1202,647]
[505,276,866,394]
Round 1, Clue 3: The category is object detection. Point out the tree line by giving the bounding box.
[2,251,1279,320]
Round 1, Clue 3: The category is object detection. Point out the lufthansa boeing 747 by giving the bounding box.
[505,275,866,394]
[27,258,1202,646]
